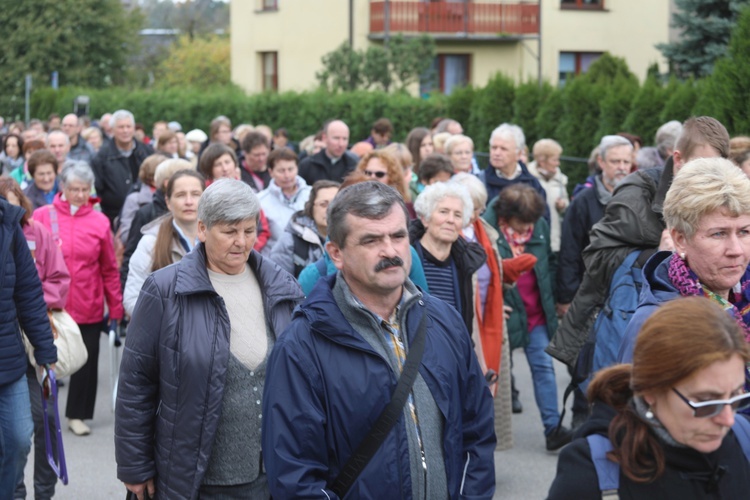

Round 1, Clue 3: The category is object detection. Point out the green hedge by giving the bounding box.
[24,50,738,190]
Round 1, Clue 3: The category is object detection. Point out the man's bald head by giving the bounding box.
[324,120,350,159]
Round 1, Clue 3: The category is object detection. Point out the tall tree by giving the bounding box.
[0,0,142,116]
[656,0,746,79]
[156,35,230,89]
[697,5,750,134]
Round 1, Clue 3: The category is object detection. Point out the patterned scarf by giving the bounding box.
[500,224,533,257]
[668,253,750,342]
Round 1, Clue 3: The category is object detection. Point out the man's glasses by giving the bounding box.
[364,170,387,179]
[672,387,750,418]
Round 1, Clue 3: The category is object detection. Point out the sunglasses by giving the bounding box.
[672,387,750,418]
[364,170,387,179]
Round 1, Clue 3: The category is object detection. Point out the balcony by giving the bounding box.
[369,1,540,41]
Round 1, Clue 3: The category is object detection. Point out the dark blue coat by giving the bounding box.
[115,244,303,499]
[262,274,496,499]
[480,161,549,221]
[0,197,56,386]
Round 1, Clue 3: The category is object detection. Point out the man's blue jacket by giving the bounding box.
[262,274,496,499]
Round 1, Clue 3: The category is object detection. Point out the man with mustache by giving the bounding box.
[262,182,496,499]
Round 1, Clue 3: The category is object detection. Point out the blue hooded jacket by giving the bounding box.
[262,273,496,499]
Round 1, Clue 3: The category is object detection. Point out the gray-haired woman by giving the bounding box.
[115,179,304,500]
[33,161,123,437]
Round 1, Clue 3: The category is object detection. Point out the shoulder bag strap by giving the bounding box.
[586,434,620,499]
[48,206,60,245]
[330,309,428,498]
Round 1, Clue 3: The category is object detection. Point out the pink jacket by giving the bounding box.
[23,220,70,310]
[33,194,124,324]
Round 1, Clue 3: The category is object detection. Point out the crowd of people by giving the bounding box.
[3,109,750,499]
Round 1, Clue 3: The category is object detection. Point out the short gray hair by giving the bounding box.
[46,129,70,146]
[656,120,683,159]
[450,172,487,212]
[110,110,135,129]
[598,135,633,161]
[198,179,260,229]
[328,182,408,248]
[414,181,473,228]
[59,160,95,187]
[489,123,525,153]
[664,157,750,239]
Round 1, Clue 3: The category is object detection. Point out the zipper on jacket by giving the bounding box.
[460,452,470,495]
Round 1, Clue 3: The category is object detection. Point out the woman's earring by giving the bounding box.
[679,252,686,261]
[645,408,654,420]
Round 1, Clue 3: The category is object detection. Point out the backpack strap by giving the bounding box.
[586,434,620,499]
[731,416,750,464]
[292,234,309,278]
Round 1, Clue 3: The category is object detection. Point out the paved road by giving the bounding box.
[22,335,573,499]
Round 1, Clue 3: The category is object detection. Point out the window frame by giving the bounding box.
[261,0,278,11]
[558,51,603,85]
[560,0,605,10]
[260,52,278,92]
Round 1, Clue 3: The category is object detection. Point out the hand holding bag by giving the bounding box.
[24,310,88,379]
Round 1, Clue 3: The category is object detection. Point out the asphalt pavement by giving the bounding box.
[22,335,572,499]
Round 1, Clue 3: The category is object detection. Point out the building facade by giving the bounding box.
[231,0,672,95]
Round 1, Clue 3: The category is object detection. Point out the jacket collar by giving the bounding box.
[52,192,95,217]
[174,243,304,306]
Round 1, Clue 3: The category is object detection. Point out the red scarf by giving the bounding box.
[473,219,505,383]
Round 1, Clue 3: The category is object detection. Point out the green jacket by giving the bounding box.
[483,203,558,349]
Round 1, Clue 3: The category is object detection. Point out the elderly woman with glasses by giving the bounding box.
[549,297,750,498]
[32,161,123,437]
[445,134,475,174]
[116,179,304,500]
[619,157,750,362]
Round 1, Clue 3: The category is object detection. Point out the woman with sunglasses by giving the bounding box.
[619,157,750,362]
[548,296,750,498]
[355,150,408,199]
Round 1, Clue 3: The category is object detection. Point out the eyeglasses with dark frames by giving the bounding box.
[364,170,387,179]
[671,387,750,418]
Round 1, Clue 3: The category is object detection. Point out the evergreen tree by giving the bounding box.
[0,0,143,116]
[656,0,746,79]
[512,81,553,148]
[467,73,515,147]
[623,74,669,145]
[659,78,699,124]
[697,5,750,134]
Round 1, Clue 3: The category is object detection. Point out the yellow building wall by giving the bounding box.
[540,0,671,84]
[231,0,671,94]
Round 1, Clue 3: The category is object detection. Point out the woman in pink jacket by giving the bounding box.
[33,161,124,437]
[0,177,70,499]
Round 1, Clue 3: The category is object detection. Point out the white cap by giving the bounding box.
[168,121,182,132]
[185,129,207,143]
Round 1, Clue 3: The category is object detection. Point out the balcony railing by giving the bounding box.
[370,1,539,37]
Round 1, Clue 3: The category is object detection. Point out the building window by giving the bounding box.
[558,52,602,85]
[421,54,470,96]
[261,0,278,10]
[261,52,278,91]
[561,0,604,9]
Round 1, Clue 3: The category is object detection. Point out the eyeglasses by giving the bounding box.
[364,170,387,179]
[672,387,750,418]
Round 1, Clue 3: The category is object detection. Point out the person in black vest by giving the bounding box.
[298,120,358,185]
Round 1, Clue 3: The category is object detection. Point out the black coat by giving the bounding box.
[298,149,358,185]
[91,138,154,224]
[408,219,486,334]
[548,401,750,499]
[555,178,606,304]
[479,161,549,221]
[115,244,304,499]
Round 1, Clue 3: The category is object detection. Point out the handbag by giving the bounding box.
[24,309,88,379]
[329,310,427,498]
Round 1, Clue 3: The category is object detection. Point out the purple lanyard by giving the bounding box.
[41,368,68,485]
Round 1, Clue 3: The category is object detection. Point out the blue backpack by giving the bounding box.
[575,250,650,394]
[587,416,750,497]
